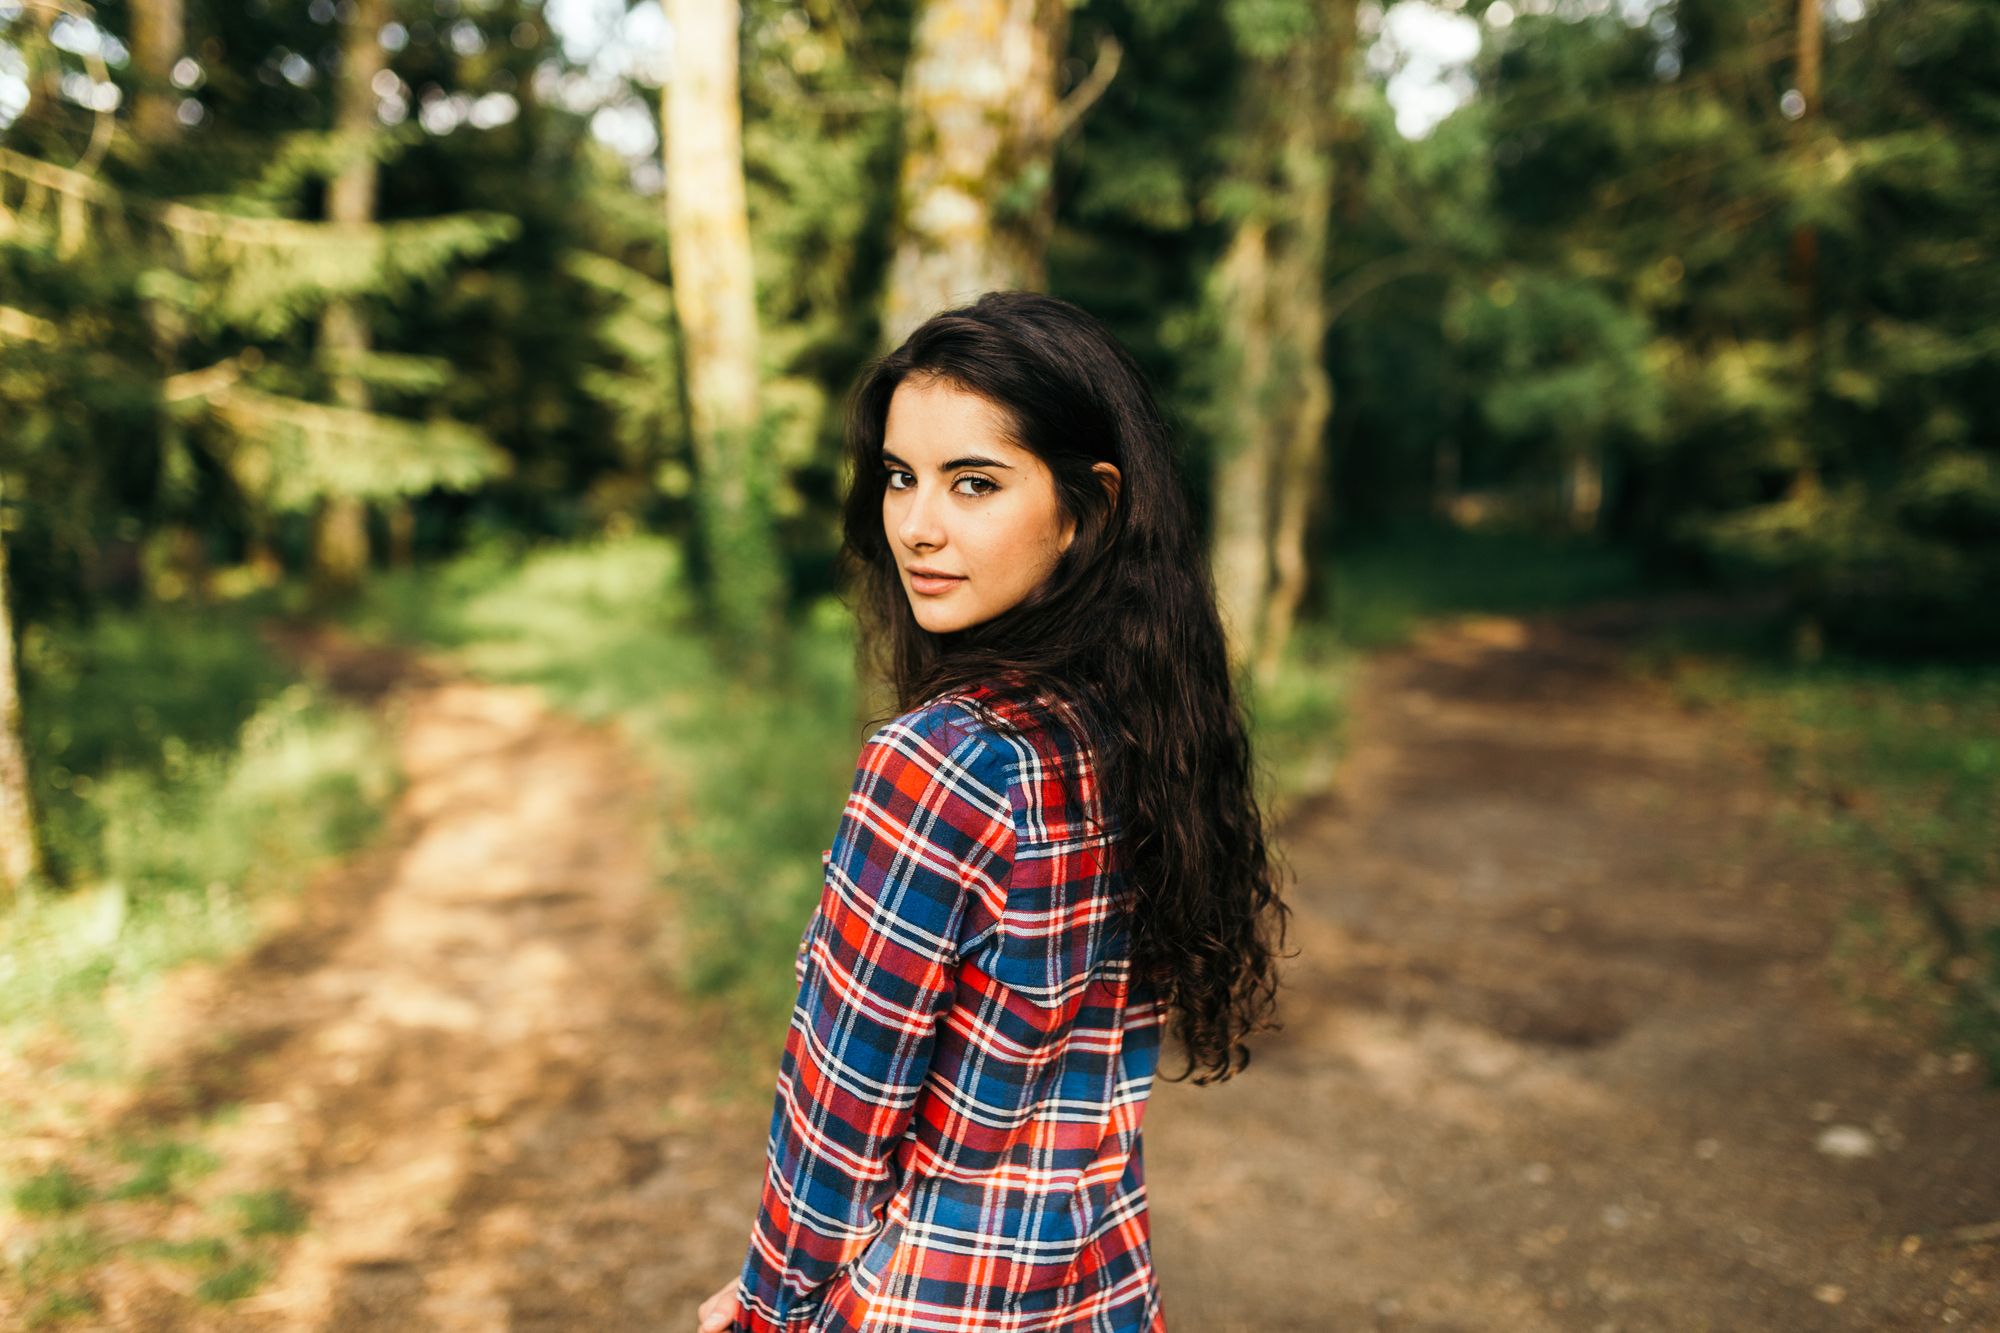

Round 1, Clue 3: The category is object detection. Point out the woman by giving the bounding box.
[699,293,1285,1333]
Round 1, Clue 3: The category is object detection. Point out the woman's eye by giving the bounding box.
[885,469,915,491]
[952,475,997,497]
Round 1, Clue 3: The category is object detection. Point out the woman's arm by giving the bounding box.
[731,705,1015,1333]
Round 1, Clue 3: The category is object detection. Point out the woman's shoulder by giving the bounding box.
[872,689,1011,759]
[874,688,1096,781]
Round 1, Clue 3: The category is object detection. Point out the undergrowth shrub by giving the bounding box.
[1672,657,2000,1080]
[4,608,396,1075]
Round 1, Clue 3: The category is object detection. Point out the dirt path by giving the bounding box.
[104,681,766,1332]
[70,620,1999,1332]
[1146,616,2000,1332]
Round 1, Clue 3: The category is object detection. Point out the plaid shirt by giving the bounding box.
[734,690,1166,1333]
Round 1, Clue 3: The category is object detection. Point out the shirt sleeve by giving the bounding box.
[735,705,1017,1332]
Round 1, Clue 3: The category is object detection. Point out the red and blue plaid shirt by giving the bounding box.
[734,690,1166,1333]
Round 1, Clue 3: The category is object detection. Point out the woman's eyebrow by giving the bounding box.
[879,450,1015,472]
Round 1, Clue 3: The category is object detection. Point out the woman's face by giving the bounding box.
[880,377,1078,635]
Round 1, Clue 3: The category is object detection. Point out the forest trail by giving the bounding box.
[1146,615,2000,1332]
[81,620,1998,1332]
[104,673,769,1332]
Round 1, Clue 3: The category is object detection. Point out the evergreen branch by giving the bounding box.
[561,251,673,320]
[206,386,509,510]
[0,149,517,334]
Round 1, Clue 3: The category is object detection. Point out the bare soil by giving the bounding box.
[1147,615,2000,1332]
[25,615,1996,1332]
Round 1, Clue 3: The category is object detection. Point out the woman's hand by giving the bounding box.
[696,1277,741,1333]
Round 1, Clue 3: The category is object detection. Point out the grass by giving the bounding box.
[132,1237,231,1266]
[3,604,396,1080]
[1327,522,1652,648]
[10,1166,91,1217]
[194,1259,268,1304]
[230,1187,307,1238]
[24,1291,97,1328]
[1248,626,1353,824]
[1667,653,2000,1078]
[0,603,395,1322]
[109,1140,220,1201]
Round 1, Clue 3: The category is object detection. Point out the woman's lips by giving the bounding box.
[906,569,965,596]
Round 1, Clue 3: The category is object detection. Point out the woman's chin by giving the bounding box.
[909,599,990,635]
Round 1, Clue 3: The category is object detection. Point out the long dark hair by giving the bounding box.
[841,291,1285,1083]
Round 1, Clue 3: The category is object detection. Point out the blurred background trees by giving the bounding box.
[6,0,1988,661]
[0,0,1993,1035]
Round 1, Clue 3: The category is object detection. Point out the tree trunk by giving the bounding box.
[1207,12,1351,675]
[0,492,42,898]
[1209,221,1278,665]
[1256,362,1331,680]
[664,0,782,644]
[388,501,416,568]
[880,0,1070,345]
[313,0,388,598]
[1567,450,1603,532]
[128,0,184,142]
[1790,0,1820,336]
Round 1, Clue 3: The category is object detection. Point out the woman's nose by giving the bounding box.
[898,484,945,551]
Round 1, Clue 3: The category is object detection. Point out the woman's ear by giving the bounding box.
[1092,462,1122,512]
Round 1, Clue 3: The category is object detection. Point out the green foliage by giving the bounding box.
[1327,524,1651,647]
[1670,654,2000,1077]
[3,608,394,1071]
[209,384,511,512]
[18,605,289,790]
[1246,627,1352,821]
[11,1166,93,1218]
[1224,0,1321,60]
[157,208,521,339]
[561,251,685,477]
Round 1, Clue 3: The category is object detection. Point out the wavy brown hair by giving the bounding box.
[841,292,1286,1083]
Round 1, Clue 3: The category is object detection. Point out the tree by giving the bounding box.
[311,0,388,595]
[665,0,783,644]
[127,0,182,143]
[882,0,1119,343]
[0,477,41,896]
[1204,0,1355,676]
